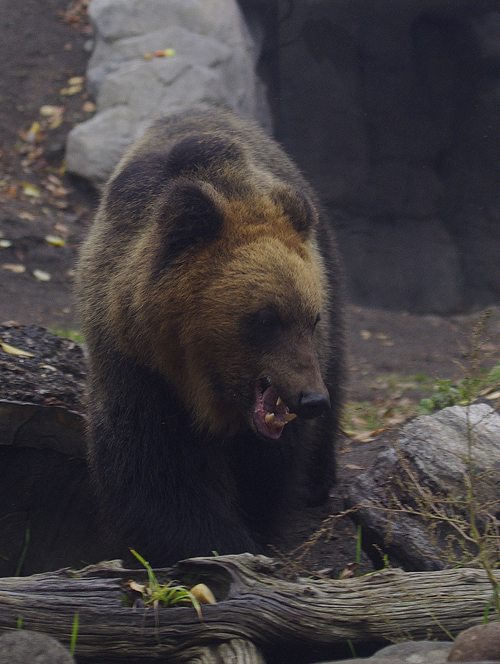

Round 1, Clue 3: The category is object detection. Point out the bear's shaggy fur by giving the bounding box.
[76,108,344,565]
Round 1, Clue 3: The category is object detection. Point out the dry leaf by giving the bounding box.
[44,181,69,197]
[360,330,371,340]
[39,105,62,117]
[352,431,376,443]
[340,562,359,579]
[60,85,82,96]
[154,48,176,57]
[18,211,35,221]
[52,199,69,209]
[40,105,57,116]
[387,414,409,425]
[45,235,65,247]
[370,427,390,435]
[2,264,26,274]
[39,104,65,129]
[22,183,41,198]
[49,115,63,130]
[0,240,12,248]
[344,463,365,471]
[190,583,216,605]
[127,580,146,594]
[486,391,500,400]
[0,340,34,357]
[33,269,51,282]
[480,386,500,396]
[26,121,41,143]
[40,364,57,372]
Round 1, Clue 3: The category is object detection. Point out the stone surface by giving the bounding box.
[345,404,500,570]
[277,1,500,312]
[317,638,500,663]
[0,631,75,664]
[66,0,270,187]
[333,215,463,314]
[448,623,500,662]
[375,641,452,662]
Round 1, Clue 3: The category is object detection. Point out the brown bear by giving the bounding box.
[76,107,344,565]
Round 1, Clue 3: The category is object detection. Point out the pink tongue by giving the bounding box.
[252,384,289,440]
[262,386,280,412]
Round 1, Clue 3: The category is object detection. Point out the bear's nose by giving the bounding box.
[296,391,331,419]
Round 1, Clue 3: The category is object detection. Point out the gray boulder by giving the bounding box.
[333,214,464,314]
[448,623,500,662]
[0,631,75,664]
[66,0,270,187]
[345,404,500,570]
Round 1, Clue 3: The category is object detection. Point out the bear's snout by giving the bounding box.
[295,391,331,419]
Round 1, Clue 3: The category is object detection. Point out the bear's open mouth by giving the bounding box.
[252,379,297,440]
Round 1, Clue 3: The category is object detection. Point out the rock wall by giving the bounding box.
[66,0,271,186]
[277,0,500,312]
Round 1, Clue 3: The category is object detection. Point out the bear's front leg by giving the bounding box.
[86,356,261,566]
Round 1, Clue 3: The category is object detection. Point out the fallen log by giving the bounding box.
[0,554,498,663]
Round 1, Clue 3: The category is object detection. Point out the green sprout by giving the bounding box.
[70,612,79,655]
[129,549,203,619]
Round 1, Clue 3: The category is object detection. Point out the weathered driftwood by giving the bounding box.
[0,554,498,663]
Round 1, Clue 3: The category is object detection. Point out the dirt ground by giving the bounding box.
[1,0,500,577]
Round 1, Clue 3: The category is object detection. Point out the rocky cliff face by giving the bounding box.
[277,0,500,313]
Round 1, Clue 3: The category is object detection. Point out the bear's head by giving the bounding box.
[110,138,331,440]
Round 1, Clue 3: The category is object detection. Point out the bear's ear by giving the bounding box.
[166,135,244,177]
[105,155,169,225]
[270,187,318,238]
[157,179,225,265]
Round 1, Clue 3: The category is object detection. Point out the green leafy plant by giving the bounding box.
[355,525,362,568]
[128,549,203,619]
[15,526,30,577]
[417,366,500,414]
[418,378,468,414]
[70,612,79,655]
[419,311,500,415]
[49,326,85,344]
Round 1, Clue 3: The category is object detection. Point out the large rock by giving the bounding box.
[277,1,500,312]
[345,404,500,570]
[448,623,500,662]
[66,0,270,187]
[333,215,463,313]
[0,631,75,664]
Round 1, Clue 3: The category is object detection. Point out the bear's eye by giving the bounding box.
[257,307,281,329]
[314,313,321,327]
[241,306,283,346]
